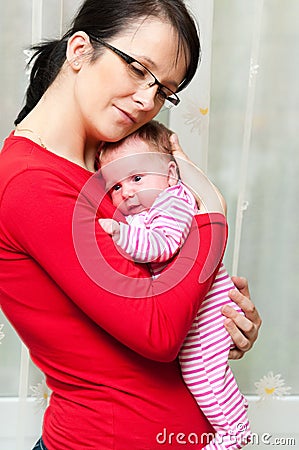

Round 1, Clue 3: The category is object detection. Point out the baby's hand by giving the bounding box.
[99,218,120,239]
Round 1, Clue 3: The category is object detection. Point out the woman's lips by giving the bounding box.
[114,106,137,124]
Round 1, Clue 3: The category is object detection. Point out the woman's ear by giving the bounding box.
[66,31,93,70]
[167,161,179,186]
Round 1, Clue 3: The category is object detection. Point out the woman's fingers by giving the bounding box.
[227,346,245,360]
[229,280,262,330]
[223,310,254,352]
[222,277,262,359]
[231,275,250,299]
[169,133,190,162]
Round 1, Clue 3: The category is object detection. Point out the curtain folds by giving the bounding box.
[0,0,298,417]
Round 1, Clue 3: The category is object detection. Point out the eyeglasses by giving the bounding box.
[89,34,180,108]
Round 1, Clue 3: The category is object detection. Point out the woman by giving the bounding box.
[0,1,261,449]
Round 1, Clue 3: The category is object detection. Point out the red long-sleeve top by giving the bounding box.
[0,133,227,450]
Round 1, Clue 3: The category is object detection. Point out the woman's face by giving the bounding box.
[72,19,188,143]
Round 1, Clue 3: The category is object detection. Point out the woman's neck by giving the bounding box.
[15,79,98,172]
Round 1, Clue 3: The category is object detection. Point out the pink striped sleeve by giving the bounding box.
[115,183,196,264]
[179,264,251,449]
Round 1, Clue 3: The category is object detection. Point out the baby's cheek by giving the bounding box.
[138,188,162,209]
[110,191,120,208]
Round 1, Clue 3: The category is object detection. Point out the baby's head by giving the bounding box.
[99,121,179,216]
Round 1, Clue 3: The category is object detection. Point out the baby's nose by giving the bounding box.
[122,186,135,199]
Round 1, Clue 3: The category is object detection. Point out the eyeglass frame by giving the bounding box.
[88,34,180,107]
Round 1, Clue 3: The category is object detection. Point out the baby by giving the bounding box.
[98,120,251,449]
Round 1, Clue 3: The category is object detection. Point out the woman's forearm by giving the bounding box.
[170,134,226,215]
[175,155,226,215]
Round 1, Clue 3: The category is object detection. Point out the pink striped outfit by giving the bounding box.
[114,182,251,449]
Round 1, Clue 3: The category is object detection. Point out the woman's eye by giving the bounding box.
[156,87,168,102]
[112,184,121,191]
[128,62,146,78]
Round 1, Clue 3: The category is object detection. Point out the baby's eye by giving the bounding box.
[112,184,121,191]
[133,175,142,182]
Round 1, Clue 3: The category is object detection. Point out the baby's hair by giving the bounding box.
[98,120,180,177]
[99,120,175,162]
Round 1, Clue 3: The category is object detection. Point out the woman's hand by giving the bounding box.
[222,277,262,360]
[170,133,193,164]
[170,134,226,215]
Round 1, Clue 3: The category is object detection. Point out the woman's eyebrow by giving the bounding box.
[132,53,157,68]
[133,54,179,90]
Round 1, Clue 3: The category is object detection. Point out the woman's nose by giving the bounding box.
[132,85,157,111]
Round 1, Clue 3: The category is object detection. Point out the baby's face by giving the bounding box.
[100,137,177,216]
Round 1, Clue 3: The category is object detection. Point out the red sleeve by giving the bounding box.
[1,169,227,362]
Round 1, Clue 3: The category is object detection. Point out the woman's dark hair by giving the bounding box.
[15,0,200,125]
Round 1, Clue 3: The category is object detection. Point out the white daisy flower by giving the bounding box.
[183,99,209,134]
[255,371,291,400]
[0,324,5,343]
[30,378,51,411]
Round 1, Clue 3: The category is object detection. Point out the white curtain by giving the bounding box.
[170,0,299,395]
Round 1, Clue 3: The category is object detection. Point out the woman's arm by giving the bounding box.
[170,133,262,357]
[1,168,227,362]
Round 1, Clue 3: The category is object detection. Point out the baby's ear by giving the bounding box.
[167,161,179,186]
